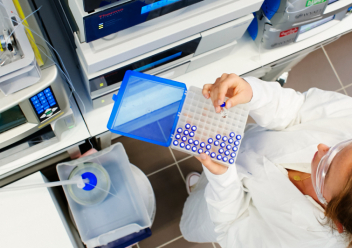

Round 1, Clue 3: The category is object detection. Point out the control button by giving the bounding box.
[34,103,41,109]
[40,113,46,118]
[43,104,49,110]
[37,92,44,97]
[41,99,48,104]
[31,96,38,102]
[45,92,52,97]
[50,102,56,107]
[48,99,56,105]
[52,107,58,112]
[39,96,46,101]
[37,109,44,114]
[44,88,51,93]
[32,100,39,105]
[47,96,54,101]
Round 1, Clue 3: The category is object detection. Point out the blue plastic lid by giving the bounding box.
[107,71,187,147]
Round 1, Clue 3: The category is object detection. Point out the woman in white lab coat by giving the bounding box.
[179,73,352,248]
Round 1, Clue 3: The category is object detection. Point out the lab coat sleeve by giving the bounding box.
[203,164,251,247]
[243,77,352,130]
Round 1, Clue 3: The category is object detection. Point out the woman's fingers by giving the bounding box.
[202,84,212,99]
[196,153,228,175]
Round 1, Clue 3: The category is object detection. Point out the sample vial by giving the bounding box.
[223,157,228,162]
[211,152,216,158]
[234,141,240,146]
[220,142,226,148]
[216,134,221,140]
[220,102,228,118]
[206,144,211,150]
[222,136,228,142]
[182,136,187,142]
[224,150,230,156]
[198,148,204,154]
[180,142,185,148]
[231,152,236,158]
[186,144,191,150]
[189,132,195,137]
[214,141,220,146]
[173,140,179,146]
[175,134,181,139]
[229,158,234,164]
[185,124,191,129]
[188,139,194,144]
[200,142,205,148]
[184,130,189,136]
[226,145,232,150]
[217,155,222,160]
[230,132,235,138]
[236,135,242,140]
[177,128,183,133]
[228,138,234,143]
[192,146,197,152]
[205,151,210,155]
[218,148,224,154]
[191,126,197,131]
[208,138,213,144]
[194,140,200,146]
[232,147,238,152]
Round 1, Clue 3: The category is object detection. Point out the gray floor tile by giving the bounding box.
[214,243,221,248]
[284,48,341,93]
[112,136,175,175]
[246,115,256,124]
[337,89,346,95]
[162,238,214,248]
[172,148,191,161]
[345,85,352,96]
[178,156,203,179]
[139,166,188,248]
[324,32,352,87]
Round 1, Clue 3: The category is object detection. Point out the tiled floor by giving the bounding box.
[112,31,352,248]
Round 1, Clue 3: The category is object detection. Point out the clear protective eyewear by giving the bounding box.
[313,139,352,205]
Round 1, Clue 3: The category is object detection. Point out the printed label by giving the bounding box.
[279,27,299,37]
[306,0,327,7]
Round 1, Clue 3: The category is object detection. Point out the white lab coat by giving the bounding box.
[180,77,352,248]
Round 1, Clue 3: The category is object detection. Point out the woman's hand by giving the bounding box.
[196,153,228,175]
[203,73,253,113]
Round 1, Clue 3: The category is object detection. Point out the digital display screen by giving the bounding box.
[0,105,27,134]
[134,52,182,72]
[299,15,335,34]
[141,0,182,14]
[328,0,339,4]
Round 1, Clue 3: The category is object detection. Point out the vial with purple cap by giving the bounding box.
[229,132,235,137]
[224,150,230,156]
[232,146,238,152]
[226,144,232,150]
[186,144,191,150]
[198,148,203,154]
[175,134,181,139]
[208,138,213,144]
[216,134,221,140]
[210,152,216,158]
[189,132,195,137]
[184,130,189,136]
[191,126,197,131]
[200,142,205,148]
[236,135,242,140]
[218,148,224,154]
[192,146,197,152]
[173,140,179,146]
[217,154,222,160]
[185,124,191,129]
[220,142,226,148]
[181,136,187,142]
[177,128,183,133]
[223,157,228,162]
[206,144,211,150]
[214,141,219,146]
[222,136,228,142]
[234,140,240,146]
[228,138,234,143]
[205,151,210,156]
[229,158,234,164]
[194,140,200,146]
[231,152,236,158]
[180,142,185,148]
[188,139,194,144]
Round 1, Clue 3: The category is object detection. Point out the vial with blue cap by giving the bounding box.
[236,135,242,140]
[211,152,216,158]
[208,138,213,144]
[188,139,194,144]
[189,132,195,137]
[186,144,191,150]
[218,148,224,154]
[228,138,234,143]
[173,140,179,146]
[230,132,235,137]
[223,157,228,162]
[200,142,205,148]
[220,102,228,118]
[185,124,191,129]
[216,134,221,140]
[232,146,238,152]
[231,152,236,158]
[224,150,230,156]
[214,141,219,146]
[217,155,222,160]
[229,158,234,164]
[220,142,226,148]
[205,151,210,155]
[184,130,189,136]
[191,126,197,131]
[226,145,232,150]
[198,148,203,154]
[192,146,197,152]
[177,128,183,133]
[181,136,187,142]
[234,140,240,146]
[206,144,211,150]
[175,134,181,139]
[194,140,200,146]
[222,136,228,142]
[180,142,185,148]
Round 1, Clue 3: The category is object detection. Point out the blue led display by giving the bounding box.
[141,0,182,14]
[134,52,182,72]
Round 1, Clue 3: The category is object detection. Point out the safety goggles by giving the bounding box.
[313,139,352,205]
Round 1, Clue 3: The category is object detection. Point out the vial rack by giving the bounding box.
[171,86,249,166]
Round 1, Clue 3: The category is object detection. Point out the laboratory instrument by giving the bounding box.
[70,0,204,42]
[0,0,41,95]
[57,143,152,248]
[0,65,75,165]
[107,71,249,166]
[79,13,254,108]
